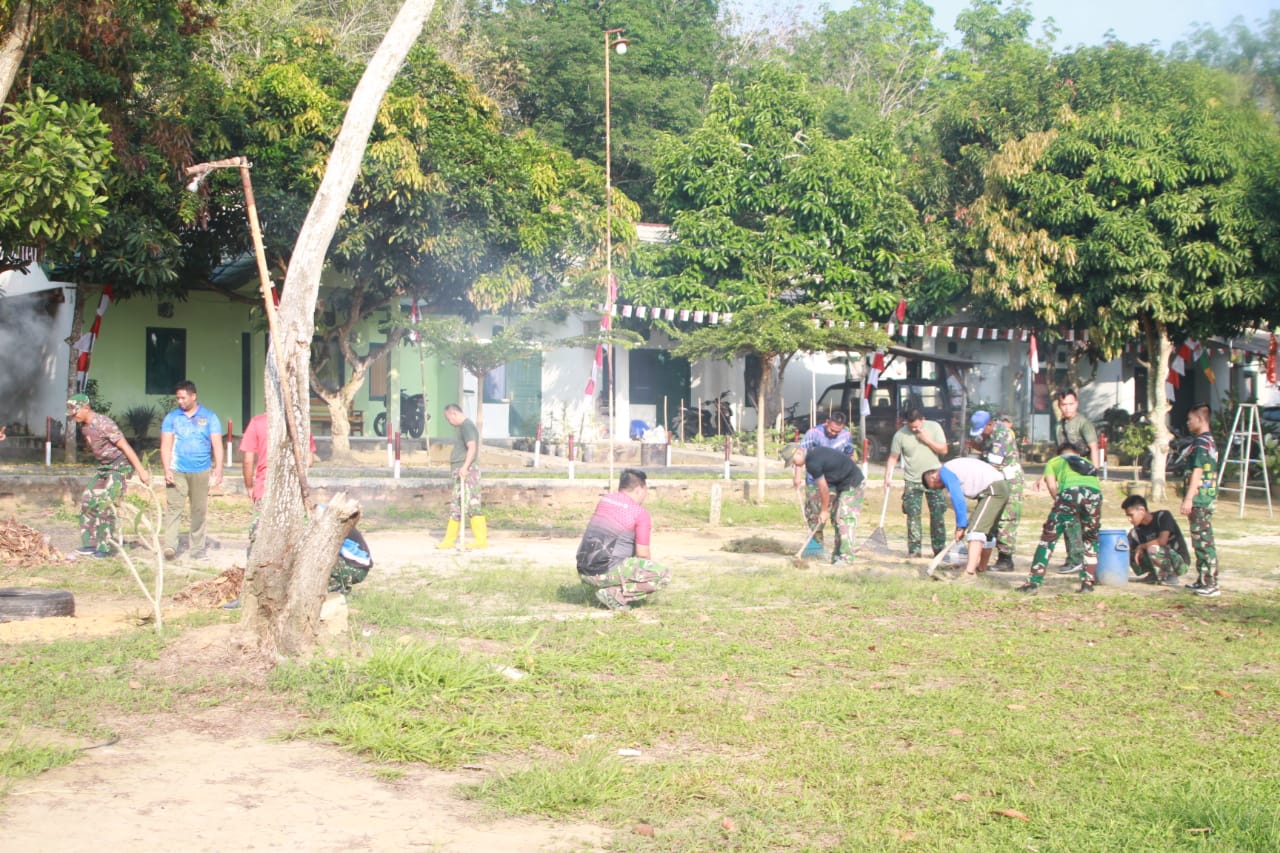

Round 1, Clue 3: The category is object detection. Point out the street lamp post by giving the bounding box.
[604,27,628,490]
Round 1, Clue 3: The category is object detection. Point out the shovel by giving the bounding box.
[861,486,893,554]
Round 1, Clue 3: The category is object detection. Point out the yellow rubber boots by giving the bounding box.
[437,519,460,549]
[467,516,488,549]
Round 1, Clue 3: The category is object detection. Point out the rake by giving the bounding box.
[861,486,893,554]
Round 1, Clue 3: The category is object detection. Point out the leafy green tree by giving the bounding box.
[785,0,947,140]
[673,303,887,501]
[634,65,938,494]
[472,0,728,218]
[203,34,605,455]
[417,317,540,438]
[0,88,111,273]
[970,47,1280,497]
[11,0,221,459]
[1173,11,1280,119]
[641,66,941,318]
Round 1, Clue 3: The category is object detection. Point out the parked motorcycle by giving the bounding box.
[668,391,735,440]
[374,390,427,439]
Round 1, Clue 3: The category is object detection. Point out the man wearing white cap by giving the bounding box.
[967,411,1023,571]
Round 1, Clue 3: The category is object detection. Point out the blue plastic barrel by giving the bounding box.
[1095,529,1129,586]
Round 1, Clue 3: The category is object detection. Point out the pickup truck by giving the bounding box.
[786,377,958,461]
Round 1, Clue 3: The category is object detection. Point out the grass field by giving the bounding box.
[2,488,1278,849]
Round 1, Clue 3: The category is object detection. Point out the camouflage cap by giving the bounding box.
[779,442,803,464]
[66,393,89,414]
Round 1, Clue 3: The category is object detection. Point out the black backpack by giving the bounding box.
[1064,454,1098,477]
[576,533,616,576]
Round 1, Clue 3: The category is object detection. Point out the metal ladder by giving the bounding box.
[1216,403,1274,518]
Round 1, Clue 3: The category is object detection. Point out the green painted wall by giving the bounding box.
[82,291,261,432]
[83,289,462,439]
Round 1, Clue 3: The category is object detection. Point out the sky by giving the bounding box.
[738,0,1278,50]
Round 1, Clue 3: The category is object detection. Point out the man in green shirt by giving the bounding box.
[883,408,950,558]
[439,403,486,549]
[1016,442,1103,594]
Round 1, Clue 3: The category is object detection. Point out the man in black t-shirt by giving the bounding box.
[1121,494,1189,585]
[783,443,865,566]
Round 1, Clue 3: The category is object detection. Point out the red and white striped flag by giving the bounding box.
[1028,333,1040,375]
[584,273,618,402]
[862,349,886,417]
[75,284,113,392]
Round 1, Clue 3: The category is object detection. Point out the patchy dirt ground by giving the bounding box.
[3,504,1279,851]
[0,522,799,852]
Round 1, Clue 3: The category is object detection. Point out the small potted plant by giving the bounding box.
[1116,421,1155,494]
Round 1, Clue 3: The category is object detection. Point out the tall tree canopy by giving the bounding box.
[194,30,607,454]
[471,0,728,218]
[970,46,1280,495]
[636,65,945,319]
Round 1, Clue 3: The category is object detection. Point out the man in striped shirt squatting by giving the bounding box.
[576,468,671,611]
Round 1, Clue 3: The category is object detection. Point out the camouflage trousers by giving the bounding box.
[80,458,131,550]
[829,485,866,561]
[449,467,482,522]
[996,474,1024,558]
[578,556,671,606]
[1188,505,1218,580]
[1134,544,1187,579]
[1029,486,1102,583]
[803,483,825,546]
[903,483,949,556]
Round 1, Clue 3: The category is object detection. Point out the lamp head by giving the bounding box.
[185,175,203,193]
[613,38,629,55]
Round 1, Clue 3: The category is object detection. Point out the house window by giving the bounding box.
[145,328,186,395]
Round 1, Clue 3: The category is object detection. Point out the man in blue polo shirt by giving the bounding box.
[160,380,223,560]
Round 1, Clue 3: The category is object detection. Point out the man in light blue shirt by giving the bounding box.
[160,380,223,560]
[922,456,1010,579]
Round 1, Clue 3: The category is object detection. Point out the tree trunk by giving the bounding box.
[473,369,487,438]
[311,371,363,459]
[237,0,435,660]
[0,0,37,106]
[1148,321,1175,501]
[754,361,771,504]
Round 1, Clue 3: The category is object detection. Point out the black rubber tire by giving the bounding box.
[0,587,76,622]
[373,412,388,437]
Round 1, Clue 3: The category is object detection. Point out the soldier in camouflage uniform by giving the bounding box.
[884,409,949,557]
[786,444,865,565]
[969,412,1023,571]
[1181,404,1220,597]
[793,412,855,559]
[67,393,151,558]
[1016,443,1103,594]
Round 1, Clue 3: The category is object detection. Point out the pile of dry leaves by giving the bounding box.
[0,517,63,568]
[172,566,244,608]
